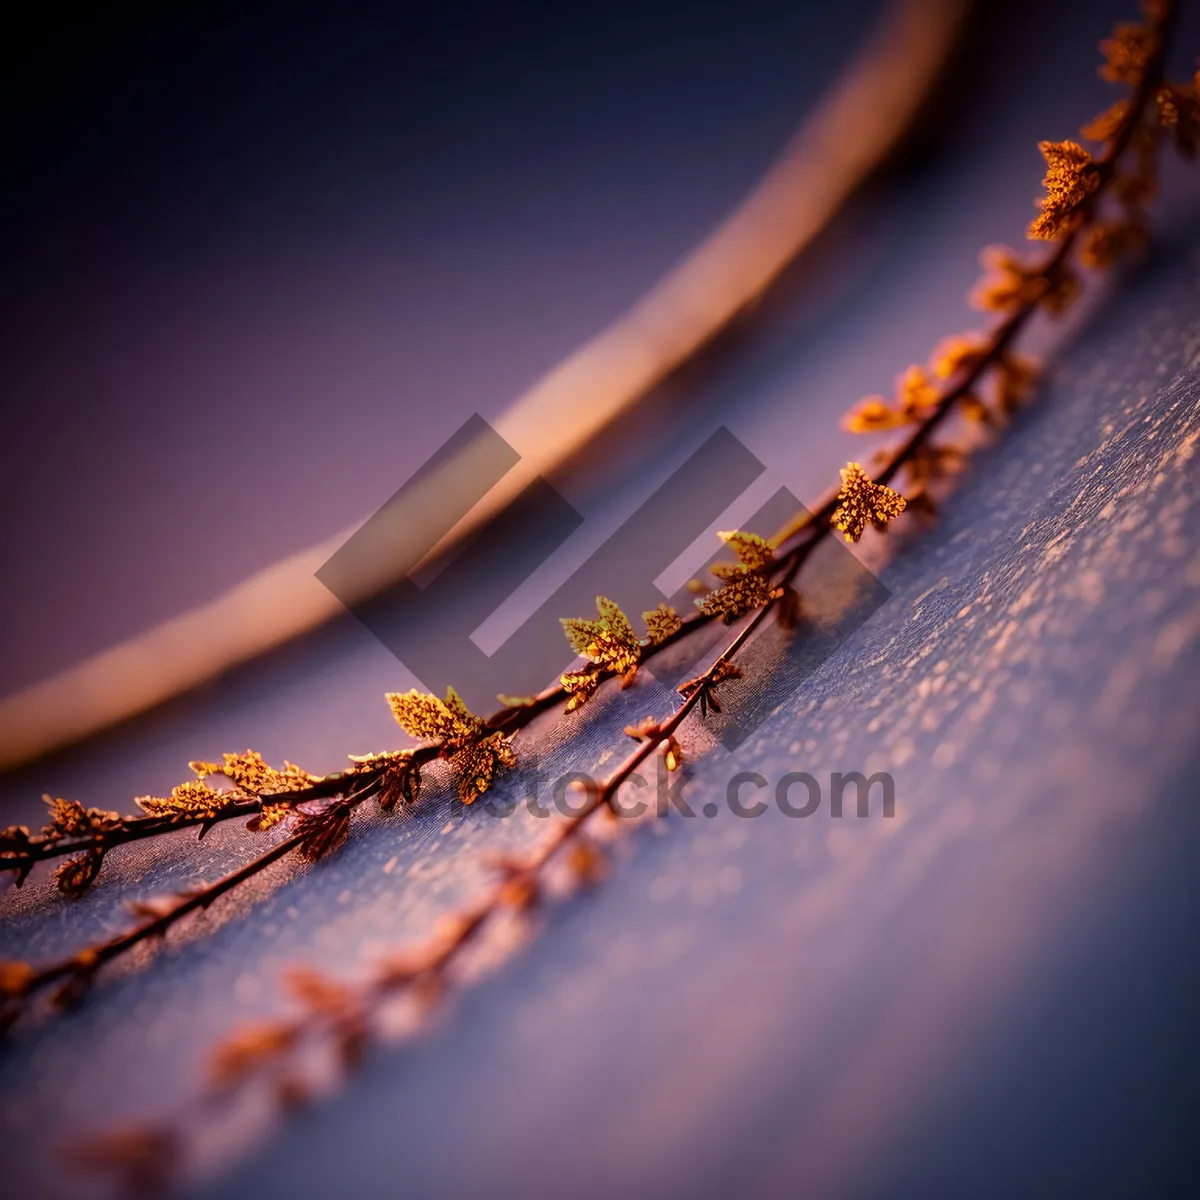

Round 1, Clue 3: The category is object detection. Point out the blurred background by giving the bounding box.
[1,1,1199,1196]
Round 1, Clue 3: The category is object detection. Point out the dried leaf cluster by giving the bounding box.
[386,687,515,804]
[558,596,683,709]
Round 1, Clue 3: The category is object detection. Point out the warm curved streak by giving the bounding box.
[0,0,966,773]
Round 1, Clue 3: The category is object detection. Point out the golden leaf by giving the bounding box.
[715,530,774,572]
[373,690,509,804]
[973,248,1077,316]
[663,737,683,772]
[347,748,406,769]
[1156,83,1199,157]
[930,333,986,381]
[831,462,907,542]
[375,753,421,812]
[192,751,318,797]
[562,670,600,712]
[698,571,778,624]
[246,802,291,833]
[385,688,512,801]
[1099,21,1152,85]
[698,530,779,622]
[842,396,908,433]
[443,685,479,728]
[627,716,665,742]
[347,748,421,813]
[896,365,939,417]
[135,779,231,819]
[960,394,994,424]
[1029,140,1098,240]
[385,686,481,744]
[42,796,89,837]
[560,596,641,674]
[843,365,941,434]
[641,603,682,645]
[499,873,540,911]
[497,693,538,707]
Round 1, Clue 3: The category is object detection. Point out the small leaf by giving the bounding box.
[699,573,778,623]
[842,396,907,433]
[641,603,682,645]
[663,737,683,772]
[562,669,600,712]
[831,462,907,542]
[136,779,231,820]
[193,750,318,797]
[700,531,779,622]
[54,850,104,897]
[246,802,291,832]
[624,716,660,741]
[930,333,987,380]
[41,795,91,839]
[386,688,479,743]
[209,1021,300,1089]
[560,596,641,674]
[450,733,515,805]
[1029,140,1098,240]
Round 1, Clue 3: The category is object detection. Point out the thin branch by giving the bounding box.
[2,783,380,1017]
